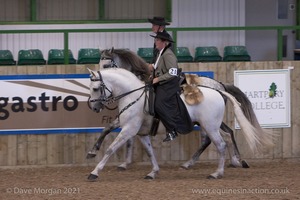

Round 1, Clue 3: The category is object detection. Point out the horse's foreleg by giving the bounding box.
[86,119,120,159]
[117,137,135,170]
[181,131,211,169]
[138,135,159,179]
[88,131,133,181]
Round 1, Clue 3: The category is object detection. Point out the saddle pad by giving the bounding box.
[182,84,203,105]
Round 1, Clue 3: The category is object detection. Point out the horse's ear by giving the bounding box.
[87,68,92,73]
[110,47,114,53]
[87,68,96,77]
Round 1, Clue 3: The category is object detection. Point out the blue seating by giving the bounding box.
[0,50,16,65]
[194,46,222,62]
[18,49,46,65]
[223,46,251,61]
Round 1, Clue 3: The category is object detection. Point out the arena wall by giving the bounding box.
[0,61,299,167]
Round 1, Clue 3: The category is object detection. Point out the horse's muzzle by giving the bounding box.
[93,108,100,113]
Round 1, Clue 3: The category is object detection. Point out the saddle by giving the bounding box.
[146,72,201,136]
[182,74,204,105]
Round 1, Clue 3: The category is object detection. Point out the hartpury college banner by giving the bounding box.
[0,74,118,134]
[234,69,291,128]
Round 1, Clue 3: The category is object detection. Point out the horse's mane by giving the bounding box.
[102,48,151,82]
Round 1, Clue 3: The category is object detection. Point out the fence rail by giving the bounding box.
[1,25,300,63]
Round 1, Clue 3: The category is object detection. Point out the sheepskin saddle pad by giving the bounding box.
[182,74,204,105]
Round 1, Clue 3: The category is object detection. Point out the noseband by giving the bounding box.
[101,56,118,68]
[89,70,147,118]
[90,71,113,103]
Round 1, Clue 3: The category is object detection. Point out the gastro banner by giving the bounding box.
[0,74,118,134]
[234,69,291,128]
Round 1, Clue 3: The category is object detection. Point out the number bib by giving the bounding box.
[169,68,178,76]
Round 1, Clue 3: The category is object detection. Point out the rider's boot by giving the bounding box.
[163,130,178,142]
[149,118,160,136]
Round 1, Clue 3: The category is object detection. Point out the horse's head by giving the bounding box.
[99,47,118,69]
[100,47,151,82]
[88,68,112,113]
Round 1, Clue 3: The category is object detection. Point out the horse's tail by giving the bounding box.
[219,90,274,152]
[223,84,262,130]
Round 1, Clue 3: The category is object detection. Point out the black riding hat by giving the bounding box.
[150,32,174,43]
[148,17,170,26]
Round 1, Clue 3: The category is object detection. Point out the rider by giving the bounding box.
[150,32,193,142]
[147,17,173,138]
[147,16,172,63]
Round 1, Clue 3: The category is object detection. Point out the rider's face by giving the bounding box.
[154,38,166,50]
[152,24,165,33]
[151,24,159,33]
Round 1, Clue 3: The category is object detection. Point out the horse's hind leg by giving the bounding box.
[137,135,159,179]
[206,131,227,179]
[220,122,250,168]
[117,137,135,170]
[181,131,211,169]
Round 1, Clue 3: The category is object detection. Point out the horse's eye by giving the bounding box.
[103,64,110,68]
[93,88,99,92]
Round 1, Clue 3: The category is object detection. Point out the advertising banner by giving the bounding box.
[234,69,291,128]
[0,74,118,134]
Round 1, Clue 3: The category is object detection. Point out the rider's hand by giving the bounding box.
[153,77,159,84]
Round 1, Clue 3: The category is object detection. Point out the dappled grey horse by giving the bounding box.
[87,48,253,170]
[87,68,274,180]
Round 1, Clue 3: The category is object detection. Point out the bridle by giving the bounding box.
[89,71,114,110]
[89,70,147,119]
[101,55,118,68]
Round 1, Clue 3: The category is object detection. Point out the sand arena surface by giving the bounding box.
[0,160,299,200]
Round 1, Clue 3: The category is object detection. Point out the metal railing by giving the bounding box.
[1,25,300,63]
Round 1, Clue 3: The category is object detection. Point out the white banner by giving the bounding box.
[234,69,291,128]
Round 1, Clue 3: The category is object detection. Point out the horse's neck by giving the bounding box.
[114,56,131,71]
[103,70,143,96]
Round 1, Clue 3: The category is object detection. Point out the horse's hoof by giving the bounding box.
[87,174,98,181]
[117,166,127,171]
[86,152,96,159]
[241,160,250,168]
[180,165,189,170]
[207,175,222,179]
[144,175,154,180]
[227,164,237,168]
